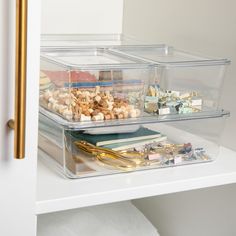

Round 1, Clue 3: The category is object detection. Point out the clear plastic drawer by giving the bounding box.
[38,110,229,178]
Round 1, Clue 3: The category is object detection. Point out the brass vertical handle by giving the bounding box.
[7,0,28,159]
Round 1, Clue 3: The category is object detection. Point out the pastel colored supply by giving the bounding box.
[181,101,190,106]
[187,150,194,159]
[179,143,192,154]
[145,86,204,114]
[195,147,205,152]
[174,155,183,164]
[194,148,209,160]
[184,143,192,152]
[179,107,193,114]
[148,152,162,161]
[157,107,170,115]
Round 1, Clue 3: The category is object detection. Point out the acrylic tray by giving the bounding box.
[38,110,229,179]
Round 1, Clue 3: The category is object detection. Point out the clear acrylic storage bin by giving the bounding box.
[38,110,229,179]
[110,45,230,115]
[40,48,152,123]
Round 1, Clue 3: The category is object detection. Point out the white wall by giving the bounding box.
[123,0,236,151]
[41,0,123,34]
[133,184,236,236]
[123,1,236,235]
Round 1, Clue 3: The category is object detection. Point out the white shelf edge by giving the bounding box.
[36,147,236,215]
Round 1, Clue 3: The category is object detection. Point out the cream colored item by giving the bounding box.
[37,201,160,236]
[40,71,52,90]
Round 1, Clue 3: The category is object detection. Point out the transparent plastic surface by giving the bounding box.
[38,111,228,179]
[110,45,230,65]
[39,106,229,130]
[40,48,151,123]
[111,45,230,114]
[40,34,143,48]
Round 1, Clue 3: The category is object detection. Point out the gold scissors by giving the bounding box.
[74,140,144,171]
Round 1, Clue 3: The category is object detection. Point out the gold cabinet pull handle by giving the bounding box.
[7,0,28,159]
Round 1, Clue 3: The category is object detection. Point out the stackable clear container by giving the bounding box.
[110,45,230,115]
[38,110,229,178]
[38,41,230,179]
[40,48,152,123]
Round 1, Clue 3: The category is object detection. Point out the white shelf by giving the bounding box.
[36,147,236,215]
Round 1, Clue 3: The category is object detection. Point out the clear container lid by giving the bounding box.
[41,34,143,48]
[111,45,231,66]
[41,48,151,70]
[39,107,230,130]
